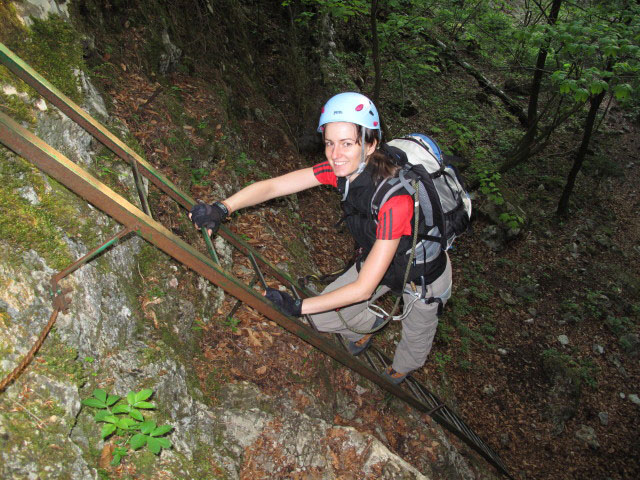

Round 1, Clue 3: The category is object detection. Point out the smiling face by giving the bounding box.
[323,122,376,178]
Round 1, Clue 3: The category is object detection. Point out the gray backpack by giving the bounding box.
[373,134,472,262]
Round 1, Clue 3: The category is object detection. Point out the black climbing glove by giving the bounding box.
[265,288,302,317]
[189,201,229,234]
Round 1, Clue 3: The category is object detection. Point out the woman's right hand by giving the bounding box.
[189,201,229,236]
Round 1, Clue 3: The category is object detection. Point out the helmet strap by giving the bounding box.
[353,126,368,174]
[341,127,368,201]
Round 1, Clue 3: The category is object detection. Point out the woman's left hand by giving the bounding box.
[264,288,302,317]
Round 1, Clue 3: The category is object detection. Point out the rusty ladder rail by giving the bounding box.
[0,42,512,479]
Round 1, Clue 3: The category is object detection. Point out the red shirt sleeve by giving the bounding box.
[376,194,413,240]
[313,161,337,188]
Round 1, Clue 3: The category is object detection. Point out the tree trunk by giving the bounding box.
[527,0,562,127]
[430,38,528,125]
[497,99,584,176]
[513,0,563,169]
[371,0,381,105]
[556,90,606,215]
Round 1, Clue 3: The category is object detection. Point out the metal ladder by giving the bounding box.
[0,42,512,479]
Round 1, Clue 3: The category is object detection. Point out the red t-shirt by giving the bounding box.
[313,161,413,240]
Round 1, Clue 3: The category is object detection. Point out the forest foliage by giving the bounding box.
[285,0,639,214]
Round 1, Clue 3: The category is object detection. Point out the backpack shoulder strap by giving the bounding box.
[370,167,420,221]
[370,177,395,221]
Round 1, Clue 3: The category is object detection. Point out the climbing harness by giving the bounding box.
[0,43,512,479]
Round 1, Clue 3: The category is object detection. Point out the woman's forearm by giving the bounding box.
[301,282,371,315]
[224,179,278,213]
[300,238,401,315]
[224,168,319,213]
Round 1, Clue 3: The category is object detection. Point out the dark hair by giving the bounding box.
[357,127,399,184]
[368,148,399,184]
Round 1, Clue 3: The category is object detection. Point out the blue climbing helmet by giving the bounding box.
[317,92,381,138]
[318,92,382,195]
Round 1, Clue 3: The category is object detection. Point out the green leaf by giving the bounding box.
[603,45,620,58]
[101,423,117,439]
[112,404,131,414]
[613,83,632,100]
[573,88,589,103]
[140,420,156,435]
[613,62,632,74]
[551,70,567,83]
[130,433,148,450]
[151,424,173,437]
[127,391,136,405]
[93,389,107,403]
[128,408,144,422]
[134,389,153,403]
[117,417,138,430]
[93,410,109,422]
[102,415,119,424]
[155,437,171,449]
[81,398,106,409]
[589,80,608,95]
[106,394,120,407]
[134,401,155,409]
[147,436,163,454]
[110,453,122,466]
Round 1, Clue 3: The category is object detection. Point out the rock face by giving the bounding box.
[0,4,484,479]
[214,383,431,479]
[13,0,70,25]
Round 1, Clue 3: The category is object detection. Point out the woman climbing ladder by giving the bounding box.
[189,92,452,384]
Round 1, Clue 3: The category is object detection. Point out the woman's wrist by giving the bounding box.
[219,199,232,214]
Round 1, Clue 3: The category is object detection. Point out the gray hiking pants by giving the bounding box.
[309,253,452,374]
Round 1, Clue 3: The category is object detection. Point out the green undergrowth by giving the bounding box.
[141,82,232,192]
[0,148,112,269]
[542,348,598,389]
[133,242,207,392]
[1,13,84,103]
[0,87,37,124]
[87,146,139,203]
[37,330,86,386]
[436,260,498,371]
[0,331,85,466]
[0,150,73,269]
[0,1,24,43]
[0,390,75,475]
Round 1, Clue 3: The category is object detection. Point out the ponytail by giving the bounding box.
[358,127,399,184]
[368,149,399,184]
